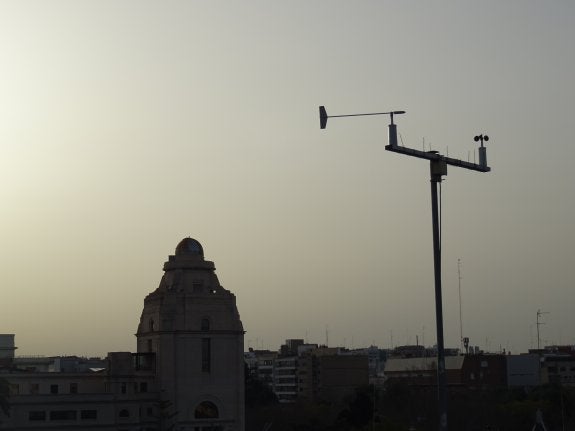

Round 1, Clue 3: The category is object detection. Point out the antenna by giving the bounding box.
[536,309,550,350]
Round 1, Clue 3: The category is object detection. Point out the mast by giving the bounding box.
[458,259,463,353]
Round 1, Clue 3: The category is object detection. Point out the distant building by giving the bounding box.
[1,238,245,431]
[12,356,106,373]
[527,345,575,387]
[541,354,575,386]
[273,356,299,403]
[389,344,460,360]
[461,354,507,388]
[342,346,384,378]
[244,349,277,388]
[384,356,464,386]
[384,354,507,388]
[390,345,426,359]
[279,339,304,357]
[298,351,368,403]
[507,354,541,387]
[266,341,369,404]
[0,335,17,369]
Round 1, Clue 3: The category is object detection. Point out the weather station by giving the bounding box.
[319,105,491,431]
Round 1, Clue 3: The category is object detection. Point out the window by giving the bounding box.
[81,410,97,420]
[147,339,153,352]
[119,409,130,418]
[201,318,210,331]
[149,319,155,332]
[194,401,219,419]
[29,383,39,395]
[202,338,211,372]
[9,384,19,395]
[50,410,77,421]
[50,384,59,394]
[140,382,148,393]
[69,383,78,394]
[121,382,127,394]
[147,407,153,417]
[29,411,46,421]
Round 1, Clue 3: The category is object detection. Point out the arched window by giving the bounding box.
[194,401,218,419]
[119,409,129,418]
[201,318,210,331]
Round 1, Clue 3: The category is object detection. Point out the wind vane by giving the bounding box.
[319,104,491,431]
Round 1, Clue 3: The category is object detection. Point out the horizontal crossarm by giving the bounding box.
[385,145,491,173]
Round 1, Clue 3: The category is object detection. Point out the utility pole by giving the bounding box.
[319,106,491,431]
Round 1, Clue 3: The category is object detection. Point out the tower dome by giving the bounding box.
[175,237,204,257]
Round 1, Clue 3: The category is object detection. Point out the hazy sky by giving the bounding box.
[1,1,574,357]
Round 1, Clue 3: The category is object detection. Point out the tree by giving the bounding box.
[153,398,177,431]
[245,363,278,408]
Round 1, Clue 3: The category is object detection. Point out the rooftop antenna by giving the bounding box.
[319,105,491,431]
[537,309,549,350]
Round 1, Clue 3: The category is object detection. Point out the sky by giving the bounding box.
[0,1,574,357]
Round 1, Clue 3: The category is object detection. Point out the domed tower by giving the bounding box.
[137,238,244,431]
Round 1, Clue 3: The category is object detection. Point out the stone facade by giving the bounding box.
[0,238,245,431]
[136,238,245,430]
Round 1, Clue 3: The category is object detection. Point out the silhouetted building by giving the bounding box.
[298,351,368,403]
[541,354,575,386]
[0,238,245,431]
[0,335,16,359]
[244,349,277,388]
[268,342,368,404]
[460,354,507,388]
[384,356,465,386]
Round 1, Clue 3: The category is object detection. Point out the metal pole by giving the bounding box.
[458,259,463,353]
[536,309,549,352]
[430,160,448,431]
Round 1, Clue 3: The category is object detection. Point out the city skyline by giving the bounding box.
[1,1,574,357]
